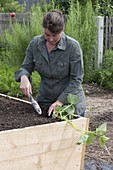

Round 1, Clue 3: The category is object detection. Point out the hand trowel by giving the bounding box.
[30,94,42,115]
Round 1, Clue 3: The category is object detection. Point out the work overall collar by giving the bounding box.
[37,32,66,63]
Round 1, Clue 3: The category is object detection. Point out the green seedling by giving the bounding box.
[52,94,109,147]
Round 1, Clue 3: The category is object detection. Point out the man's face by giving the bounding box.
[44,28,63,45]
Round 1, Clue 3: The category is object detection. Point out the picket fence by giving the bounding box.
[104,16,113,50]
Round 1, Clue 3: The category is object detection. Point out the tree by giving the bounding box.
[53,0,113,16]
[0,0,26,12]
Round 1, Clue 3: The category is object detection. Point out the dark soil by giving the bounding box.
[0,84,113,169]
[0,95,60,131]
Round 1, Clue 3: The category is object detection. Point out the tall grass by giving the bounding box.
[5,20,30,66]
[65,0,98,82]
[5,6,44,66]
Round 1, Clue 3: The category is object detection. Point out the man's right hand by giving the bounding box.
[20,75,32,99]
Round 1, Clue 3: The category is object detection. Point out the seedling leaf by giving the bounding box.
[76,134,89,145]
[99,135,109,147]
[96,123,107,136]
[86,132,95,145]
[65,105,75,114]
[67,94,78,105]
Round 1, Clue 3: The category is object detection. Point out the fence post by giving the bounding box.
[96,16,104,67]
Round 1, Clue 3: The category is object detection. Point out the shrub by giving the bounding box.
[0,64,40,97]
[91,50,113,90]
[0,0,26,13]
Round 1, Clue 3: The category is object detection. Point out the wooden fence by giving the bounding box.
[104,16,113,51]
[0,13,30,34]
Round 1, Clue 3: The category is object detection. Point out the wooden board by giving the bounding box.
[0,93,31,104]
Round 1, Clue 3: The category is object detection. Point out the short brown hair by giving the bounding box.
[42,10,64,33]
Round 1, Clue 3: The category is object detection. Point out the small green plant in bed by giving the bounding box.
[52,94,109,147]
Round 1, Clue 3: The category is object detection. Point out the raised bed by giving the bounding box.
[0,93,89,170]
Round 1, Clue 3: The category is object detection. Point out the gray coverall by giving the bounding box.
[15,32,86,115]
